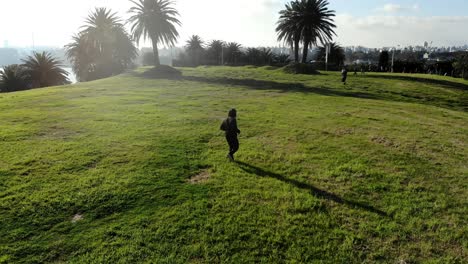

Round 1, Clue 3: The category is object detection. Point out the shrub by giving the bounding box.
[282,62,318,75]
[141,65,182,79]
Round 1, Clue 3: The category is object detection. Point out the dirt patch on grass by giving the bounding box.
[36,125,80,140]
[334,128,355,136]
[371,136,400,148]
[71,214,84,223]
[188,170,211,184]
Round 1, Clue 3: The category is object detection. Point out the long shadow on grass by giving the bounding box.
[237,161,390,218]
[181,75,467,112]
[181,76,378,99]
[366,74,468,91]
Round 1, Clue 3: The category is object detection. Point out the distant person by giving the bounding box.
[353,65,358,75]
[361,65,365,74]
[220,109,241,162]
[341,67,348,85]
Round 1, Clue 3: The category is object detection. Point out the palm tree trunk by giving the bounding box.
[151,38,161,66]
[301,40,309,63]
[294,39,300,63]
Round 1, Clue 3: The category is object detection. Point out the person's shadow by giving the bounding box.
[236,161,390,218]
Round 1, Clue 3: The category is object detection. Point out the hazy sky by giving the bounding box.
[1,0,467,48]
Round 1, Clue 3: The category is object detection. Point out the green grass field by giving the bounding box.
[0,66,467,263]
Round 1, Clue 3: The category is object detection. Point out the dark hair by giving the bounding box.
[228,108,237,118]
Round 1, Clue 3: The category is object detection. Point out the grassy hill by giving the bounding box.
[0,66,467,263]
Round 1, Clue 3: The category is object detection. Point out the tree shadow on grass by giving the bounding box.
[181,75,378,99]
[236,161,390,218]
[181,75,467,112]
[130,71,466,111]
[366,74,468,91]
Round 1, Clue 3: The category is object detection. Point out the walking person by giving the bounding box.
[341,66,348,85]
[220,109,241,161]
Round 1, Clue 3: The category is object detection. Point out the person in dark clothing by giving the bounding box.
[341,67,348,85]
[220,109,241,161]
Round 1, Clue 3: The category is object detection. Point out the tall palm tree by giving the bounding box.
[0,64,28,92]
[128,0,181,66]
[185,35,204,66]
[65,8,137,81]
[276,0,336,63]
[276,1,301,62]
[295,0,336,63]
[82,8,123,63]
[22,52,69,88]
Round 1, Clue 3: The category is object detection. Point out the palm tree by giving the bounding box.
[316,42,345,66]
[112,29,139,72]
[0,64,28,92]
[65,34,94,82]
[276,1,301,62]
[259,48,274,65]
[274,54,292,65]
[22,52,69,88]
[295,0,336,63]
[65,8,137,81]
[128,0,181,66]
[246,48,261,65]
[276,0,336,63]
[225,42,242,65]
[82,8,122,63]
[185,35,204,66]
[207,40,225,65]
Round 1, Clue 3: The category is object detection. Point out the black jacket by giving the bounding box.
[220,117,240,136]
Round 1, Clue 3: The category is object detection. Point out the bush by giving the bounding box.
[282,63,319,75]
[141,65,182,79]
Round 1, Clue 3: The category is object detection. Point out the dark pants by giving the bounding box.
[226,135,239,156]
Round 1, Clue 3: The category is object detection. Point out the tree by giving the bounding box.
[22,52,69,88]
[379,51,390,72]
[185,35,205,66]
[225,42,242,65]
[296,0,336,63]
[65,8,137,81]
[276,1,301,62]
[453,53,468,79]
[128,0,181,66]
[277,0,336,63]
[316,42,345,66]
[207,40,225,65]
[259,48,274,65]
[0,64,28,92]
[273,54,291,65]
[245,48,261,65]
[65,34,94,82]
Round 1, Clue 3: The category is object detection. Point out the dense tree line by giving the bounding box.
[173,36,291,67]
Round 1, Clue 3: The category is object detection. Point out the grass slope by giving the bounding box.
[0,66,467,263]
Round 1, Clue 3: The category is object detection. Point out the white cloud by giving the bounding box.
[377,3,420,13]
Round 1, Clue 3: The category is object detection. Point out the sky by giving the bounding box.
[0,0,467,49]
